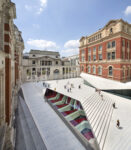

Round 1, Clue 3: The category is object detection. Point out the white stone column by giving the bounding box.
[41,68,42,80]
[31,68,32,81]
[45,68,47,80]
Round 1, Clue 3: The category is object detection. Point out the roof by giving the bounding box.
[30,50,60,56]
[80,72,131,90]
[80,19,131,41]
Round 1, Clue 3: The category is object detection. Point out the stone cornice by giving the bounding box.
[3,2,16,19]
[79,31,131,49]
[80,60,131,65]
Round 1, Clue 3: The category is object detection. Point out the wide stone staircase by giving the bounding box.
[81,92,114,150]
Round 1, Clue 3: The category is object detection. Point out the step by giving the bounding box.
[90,95,108,124]
[99,106,113,150]
[91,96,109,127]
[93,97,111,136]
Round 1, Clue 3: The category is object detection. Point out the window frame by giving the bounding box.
[108,66,113,76]
[98,66,102,75]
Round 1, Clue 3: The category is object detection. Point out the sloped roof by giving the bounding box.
[30,50,60,56]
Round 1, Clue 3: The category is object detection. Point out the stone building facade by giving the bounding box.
[22,50,80,82]
[79,19,131,82]
[0,0,24,149]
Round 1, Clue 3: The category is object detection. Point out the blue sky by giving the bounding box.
[12,0,131,56]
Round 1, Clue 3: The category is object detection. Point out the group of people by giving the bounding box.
[43,82,50,88]
[64,82,74,93]
[64,81,82,93]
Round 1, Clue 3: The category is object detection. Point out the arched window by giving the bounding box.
[54,69,59,74]
[127,66,130,77]
[88,66,91,73]
[109,66,113,76]
[63,68,65,74]
[82,66,84,72]
[98,66,102,75]
[93,66,96,74]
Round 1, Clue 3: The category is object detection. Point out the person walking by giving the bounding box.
[101,94,103,100]
[112,102,116,108]
[116,119,120,128]
[98,90,101,95]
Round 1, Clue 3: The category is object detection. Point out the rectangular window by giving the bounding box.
[99,45,102,51]
[88,48,91,53]
[112,41,115,47]
[99,54,102,60]
[112,52,115,59]
[93,55,96,61]
[107,53,111,60]
[122,39,125,47]
[122,51,125,59]
[41,61,44,66]
[49,61,52,65]
[88,56,91,61]
[32,60,35,64]
[93,47,96,52]
[32,68,36,71]
[107,42,111,49]
[81,56,85,62]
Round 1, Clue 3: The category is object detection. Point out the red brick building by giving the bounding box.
[79,19,131,82]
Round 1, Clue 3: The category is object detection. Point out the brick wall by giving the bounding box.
[4,23,12,124]
[79,36,131,82]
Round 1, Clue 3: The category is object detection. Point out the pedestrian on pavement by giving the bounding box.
[116,119,120,128]
[112,102,116,108]
[101,94,103,100]
[98,90,101,95]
